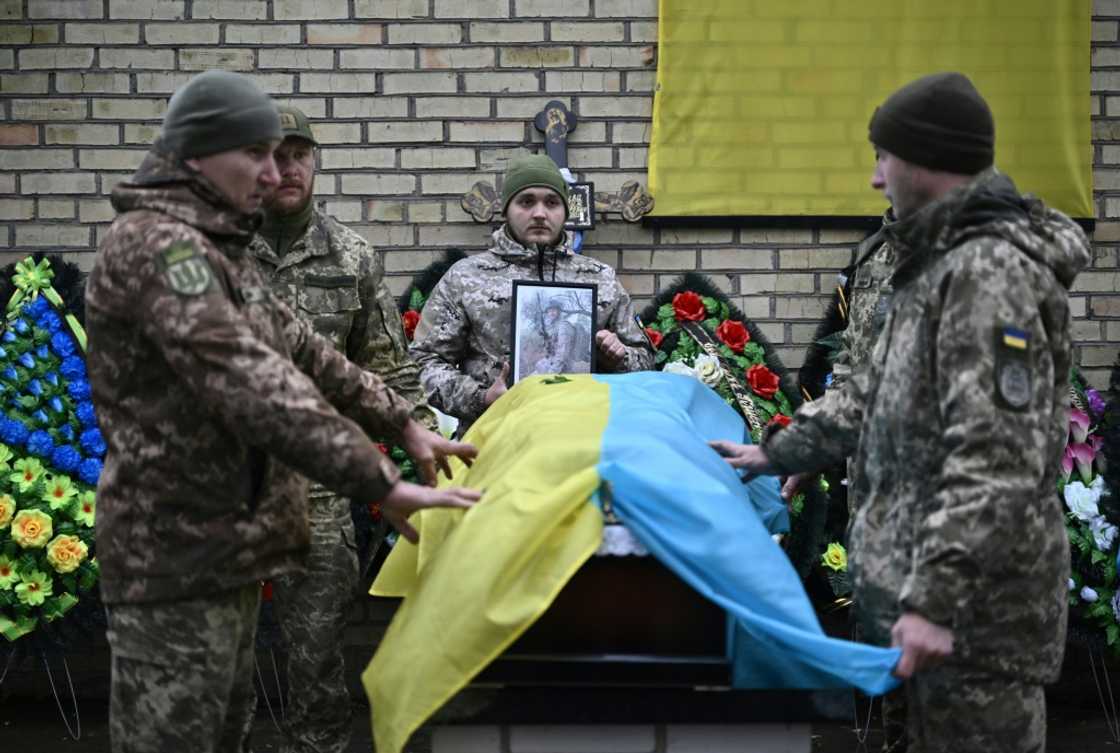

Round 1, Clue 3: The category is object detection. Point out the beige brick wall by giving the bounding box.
[0,0,1117,384]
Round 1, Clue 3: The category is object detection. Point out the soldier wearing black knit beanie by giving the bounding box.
[713,69,1090,753]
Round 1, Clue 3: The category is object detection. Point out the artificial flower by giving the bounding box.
[11,457,44,492]
[1068,442,1097,486]
[0,553,16,587]
[10,508,52,548]
[1112,590,1120,623]
[0,444,14,473]
[50,445,81,473]
[644,327,663,350]
[67,379,91,401]
[693,354,723,388]
[1069,407,1091,444]
[26,430,54,461]
[671,291,706,322]
[0,493,13,529]
[1082,586,1100,603]
[1064,479,1102,522]
[1087,388,1107,420]
[746,364,780,399]
[14,569,51,606]
[13,258,54,296]
[821,542,847,572]
[1069,578,1077,591]
[401,310,420,341]
[0,555,17,589]
[49,331,76,358]
[1091,515,1119,552]
[45,534,88,574]
[75,401,97,427]
[74,490,95,527]
[79,427,106,457]
[1061,445,1075,484]
[78,457,102,486]
[60,356,86,381]
[42,474,77,510]
[768,414,792,428]
[663,361,697,378]
[715,320,751,353]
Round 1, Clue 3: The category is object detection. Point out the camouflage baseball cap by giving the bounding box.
[277,104,318,145]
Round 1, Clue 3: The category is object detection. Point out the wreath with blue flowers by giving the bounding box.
[0,256,104,648]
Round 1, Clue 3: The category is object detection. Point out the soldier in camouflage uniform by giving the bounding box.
[248,106,432,753]
[411,153,653,434]
[712,72,1089,752]
[85,71,480,753]
[826,212,910,753]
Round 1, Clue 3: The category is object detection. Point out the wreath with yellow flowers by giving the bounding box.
[0,256,103,649]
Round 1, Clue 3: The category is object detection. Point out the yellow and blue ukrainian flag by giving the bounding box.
[364,372,900,753]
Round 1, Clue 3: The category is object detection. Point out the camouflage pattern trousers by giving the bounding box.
[105,583,261,753]
[905,665,1045,753]
[272,495,360,753]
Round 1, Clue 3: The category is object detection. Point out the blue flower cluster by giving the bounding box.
[0,295,103,485]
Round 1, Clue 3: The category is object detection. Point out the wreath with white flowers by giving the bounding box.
[638,273,830,583]
[1066,367,1120,653]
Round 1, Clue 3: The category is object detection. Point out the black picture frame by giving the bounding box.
[510,280,598,384]
[564,182,595,231]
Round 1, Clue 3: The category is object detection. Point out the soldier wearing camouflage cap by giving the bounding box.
[85,71,480,753]
[410,152,653,435]
[711,72,1088,752]
[248,105,433,753]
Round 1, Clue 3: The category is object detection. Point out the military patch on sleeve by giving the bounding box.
[158,240,214,296]
[994,325,1031,411]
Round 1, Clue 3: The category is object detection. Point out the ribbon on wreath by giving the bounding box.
[680,320,764,437]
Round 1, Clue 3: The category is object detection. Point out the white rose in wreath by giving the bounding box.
[663,361,698,379]
[693,354,724,388]
[1065,480,1101,522]
[1091,515,1119,552]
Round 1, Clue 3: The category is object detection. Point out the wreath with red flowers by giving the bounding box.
[640,282,795,442]
[638,273,828,581]
[397,249,468,342]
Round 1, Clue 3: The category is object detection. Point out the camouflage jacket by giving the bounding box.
[249,209,433,497]
[766,169,1089,681]
[831,211,896,389]
[409,226,653,431]
[86,150,412,605]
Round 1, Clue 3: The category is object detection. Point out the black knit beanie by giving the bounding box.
[868,72,994,175]
[158,70,282,159]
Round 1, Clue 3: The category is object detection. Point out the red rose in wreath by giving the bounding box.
[644,327,663,350]
[768,413,791,428]
[402,310,421,340]
[747,364,780,399]
[672,291,706,322]
[715,319,750,353]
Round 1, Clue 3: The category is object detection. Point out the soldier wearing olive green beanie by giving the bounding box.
[410,151,655,436]
[501,152,570,219]
[157,69,283,159]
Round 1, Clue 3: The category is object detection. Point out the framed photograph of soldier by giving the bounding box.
[510,280,598,384]
[564,182,595,230]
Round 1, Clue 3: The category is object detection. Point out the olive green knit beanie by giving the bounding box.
[501,153,569,218]
[158,70,282,159]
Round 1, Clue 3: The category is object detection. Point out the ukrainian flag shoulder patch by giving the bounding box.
[1001,326,1030,350]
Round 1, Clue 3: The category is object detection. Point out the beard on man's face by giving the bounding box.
[266,180,312,216]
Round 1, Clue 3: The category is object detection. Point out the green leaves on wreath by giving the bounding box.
[408,288,426,313]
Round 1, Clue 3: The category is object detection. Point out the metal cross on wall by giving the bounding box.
[460,100,655,229]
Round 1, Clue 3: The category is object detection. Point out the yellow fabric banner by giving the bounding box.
[649,0,1091,218]
[363,376,607,753]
